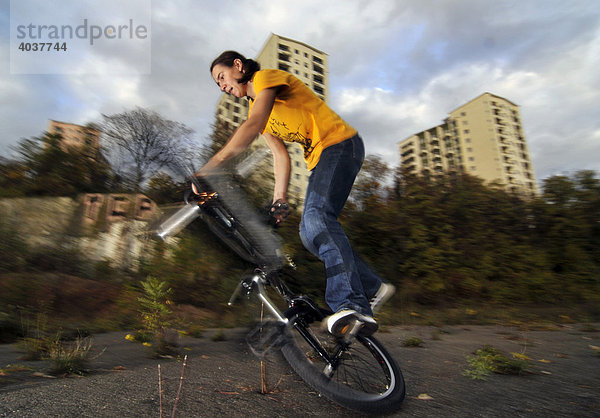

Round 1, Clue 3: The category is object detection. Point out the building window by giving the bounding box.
[313,85,324,95]
[464,129,470,134]
[313,56,323,65]
[278,44,289,51]
[461,112,466,116]
[468,157,474,162]
[313,64,324,74]
[278,52,290,62]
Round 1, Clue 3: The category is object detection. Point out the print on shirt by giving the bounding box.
[268,118,314,159]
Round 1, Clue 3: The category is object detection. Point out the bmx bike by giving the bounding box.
[157,175,406,414]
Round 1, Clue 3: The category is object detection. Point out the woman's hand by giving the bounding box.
[269,199,290,226]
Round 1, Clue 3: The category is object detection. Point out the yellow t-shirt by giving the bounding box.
[249,69,357,170]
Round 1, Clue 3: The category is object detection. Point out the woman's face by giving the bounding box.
[211,59,246,98]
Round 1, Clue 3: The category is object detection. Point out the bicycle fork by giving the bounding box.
[229,272,351,377]
[228,272,288,324]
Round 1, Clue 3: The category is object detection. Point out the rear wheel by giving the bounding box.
[281,319,405,414]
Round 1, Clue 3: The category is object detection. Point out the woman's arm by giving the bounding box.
[263,132,290,203]
[195,87,278,176]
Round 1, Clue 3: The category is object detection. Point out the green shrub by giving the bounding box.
[402,337,424,347]
[464,345,529,380]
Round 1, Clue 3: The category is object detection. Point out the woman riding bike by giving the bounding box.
[194,50,395,337]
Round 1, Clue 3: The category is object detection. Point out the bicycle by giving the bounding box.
[156,174,406,414]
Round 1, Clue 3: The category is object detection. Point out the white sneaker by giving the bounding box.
[327,309,378,337]
[370,283,396,314]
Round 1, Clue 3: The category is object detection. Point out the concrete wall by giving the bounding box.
[0,194,161,270]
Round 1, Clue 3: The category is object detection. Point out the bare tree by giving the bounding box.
[102,108,197,191]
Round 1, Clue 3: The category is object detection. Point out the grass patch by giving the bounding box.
[402,337,424,347]
[464,345,529,380]
[211,330,226,342]
[581,323,599,333]
[47,336,95,376]
[0,364,34,374]
[186,325,204,338]
[14,332,98,376]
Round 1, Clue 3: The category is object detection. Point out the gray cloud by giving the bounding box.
[1,0,598,186]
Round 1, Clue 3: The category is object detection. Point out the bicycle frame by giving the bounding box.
[158,178,370,374]
[228,267,347,370]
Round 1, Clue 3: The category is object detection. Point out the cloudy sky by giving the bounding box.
[1,0,598,185]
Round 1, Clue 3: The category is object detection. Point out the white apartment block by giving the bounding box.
[398,93,538,196]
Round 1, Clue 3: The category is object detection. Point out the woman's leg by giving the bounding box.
[299,135,382,316]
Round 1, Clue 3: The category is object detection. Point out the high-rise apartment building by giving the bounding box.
[48,120,101,151]
[214,34,329,208]
[398,93,538,196]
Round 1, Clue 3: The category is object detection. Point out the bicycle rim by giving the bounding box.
[281,321,405,413]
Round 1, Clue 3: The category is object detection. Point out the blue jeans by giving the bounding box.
[299,135,382,316]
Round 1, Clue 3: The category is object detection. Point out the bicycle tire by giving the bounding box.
[197,175,284,271]
[280,321,405,414]
[202,209,259,264]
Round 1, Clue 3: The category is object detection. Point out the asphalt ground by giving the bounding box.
[1,324,599,417]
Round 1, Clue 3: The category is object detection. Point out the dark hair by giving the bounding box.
[210,51,260,85]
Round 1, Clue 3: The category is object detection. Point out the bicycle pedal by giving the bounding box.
[246,321,288,358]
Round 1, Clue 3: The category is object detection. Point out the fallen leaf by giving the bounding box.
[538,359,551,363]
[511,352,532,361]
[589,345,600,351]
[31,372,56,379]
[219,391,240,395]
[556,353,568,358]
[112,366,126,371]
[417,393,434,400]
[540,371,552,375]
[201,355,209,359]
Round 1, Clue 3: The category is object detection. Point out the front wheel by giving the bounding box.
[280,321,405,414]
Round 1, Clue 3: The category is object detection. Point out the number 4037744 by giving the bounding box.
[18,42,67,52]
